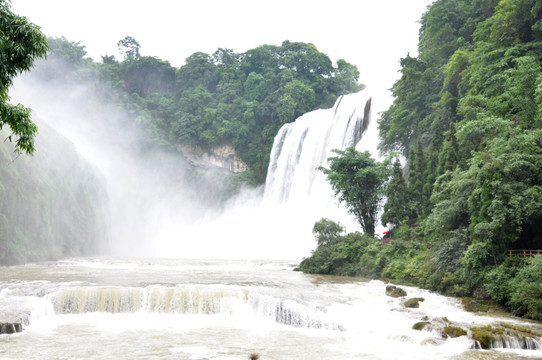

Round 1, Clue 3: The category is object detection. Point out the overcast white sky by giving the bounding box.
[11,0,434,115]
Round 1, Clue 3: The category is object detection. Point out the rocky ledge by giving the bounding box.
[0,317,23,334]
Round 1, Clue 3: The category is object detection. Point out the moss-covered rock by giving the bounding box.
[471,326,499,349]
[404,297,425,308]
[443,325,467,338]
[462,298,489,312]
[413,321,431,331]
[386,285,407,297]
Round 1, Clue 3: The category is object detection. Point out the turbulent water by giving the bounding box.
[265,92,371,204]
[154,90,375,259]
[5,83,542,359]
[1,258,542,360]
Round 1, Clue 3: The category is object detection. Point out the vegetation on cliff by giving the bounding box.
[1,2,107,264]
[298,0,542,321]
[0,123,109,264]
[33,36,362,184]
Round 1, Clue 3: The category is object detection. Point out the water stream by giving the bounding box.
[1,258,542,359]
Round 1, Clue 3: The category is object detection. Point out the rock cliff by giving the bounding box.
[176,144,248,174]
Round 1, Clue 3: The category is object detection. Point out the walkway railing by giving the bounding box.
[508,249,542,257]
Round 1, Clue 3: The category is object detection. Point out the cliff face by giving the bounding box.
[176,144,248,174]
[0,121,109,265]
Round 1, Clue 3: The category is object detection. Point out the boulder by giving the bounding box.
[404,297,425,308]
[0,322,23,334]
[412,321,431,331]
[443,325,467,338]
[385,285,407,297]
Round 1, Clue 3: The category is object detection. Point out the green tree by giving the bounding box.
[117,35,140,61]
[312,218,345,247]
[407,141,429,218]
[320,148,388,235]
[508,256,542,320]
[0,1,48,154]
[382,158,409,227]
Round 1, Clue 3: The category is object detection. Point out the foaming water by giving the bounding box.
[1,258,542,360]
[153,91,373,260]
[13,71,373,260]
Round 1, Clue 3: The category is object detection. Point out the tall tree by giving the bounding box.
[382,159,409,227]
[320,148,388,235]
[0,0,48,154]
[117,36,140,61]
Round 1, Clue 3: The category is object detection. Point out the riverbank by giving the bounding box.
[295,220,542,323]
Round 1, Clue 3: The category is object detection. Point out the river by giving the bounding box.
[1,258,541,360]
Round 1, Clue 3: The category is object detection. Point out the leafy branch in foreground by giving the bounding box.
[0,1,48,154]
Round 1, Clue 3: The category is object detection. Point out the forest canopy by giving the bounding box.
[32,37,363,183]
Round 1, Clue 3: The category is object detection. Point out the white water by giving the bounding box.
[264,92,370,204]
[153,91,374,259]
[1,258,542,360]
[11,75,373,260]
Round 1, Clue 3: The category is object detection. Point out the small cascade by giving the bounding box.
[484,329,542,350]
[48,287,144,314]
[490,335,541,350]
[247,293,342,330]
[45,285,341,330]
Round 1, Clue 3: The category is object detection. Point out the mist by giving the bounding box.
[11,58,215,257]
[10,56,378,261]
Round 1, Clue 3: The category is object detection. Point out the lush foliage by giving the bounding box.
[300,0,542,321]
[35,37,362,184]
[0,0,48,154]
[320,148,389,235]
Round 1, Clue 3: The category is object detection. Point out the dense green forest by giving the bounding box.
[35,36,362,185]
[298,0,542,321]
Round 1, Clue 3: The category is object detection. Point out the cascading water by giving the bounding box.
[2,258,542,360]
[263,91,372,229]
[152,90,374,259]
[45,285,340,330]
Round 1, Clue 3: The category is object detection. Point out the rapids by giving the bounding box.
[6,80,542,359]
[1,258,542,360]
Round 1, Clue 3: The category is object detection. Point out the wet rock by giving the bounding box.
[461,297,490,312]
[404,297,425,308]
[0,322,23,334]
[470,323,542,350]
[470,325,497,349]
[413,321,431,331]
[443,325,467,338]
[421,338,445,346]
[385,285,407,297]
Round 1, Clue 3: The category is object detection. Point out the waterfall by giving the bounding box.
[263,90,372,229]
[265,91,372,203]
[151,90,374,259]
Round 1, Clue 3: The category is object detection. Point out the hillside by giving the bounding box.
[297,0,542,321]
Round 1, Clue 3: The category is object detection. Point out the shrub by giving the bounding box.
[508,256,542,320]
